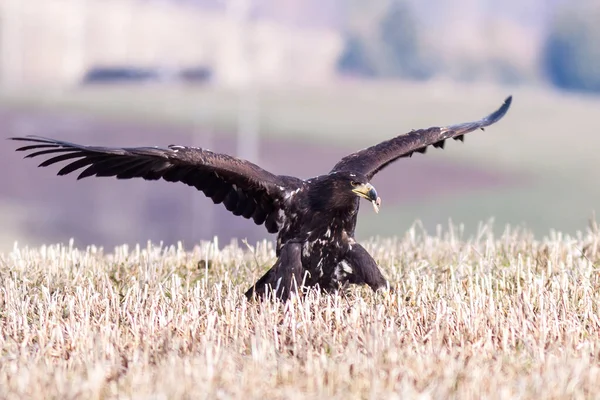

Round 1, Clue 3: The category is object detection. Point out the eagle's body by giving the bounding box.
[263,174,382,299]
[9,96,512,301]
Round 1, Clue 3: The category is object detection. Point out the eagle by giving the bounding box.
[9,96,512,301]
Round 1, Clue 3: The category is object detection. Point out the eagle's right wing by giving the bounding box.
[10,136,303,233]
[330,96,512,179]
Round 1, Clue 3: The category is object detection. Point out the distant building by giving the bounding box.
[0,0,344,87]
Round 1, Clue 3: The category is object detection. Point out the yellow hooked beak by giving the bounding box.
[352,183,381,213]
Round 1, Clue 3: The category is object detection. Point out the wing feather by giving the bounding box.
[331,96,512,179]
[10,135,302,233]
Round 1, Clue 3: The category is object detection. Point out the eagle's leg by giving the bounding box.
[244,242,305,302]
[343,242,389,291]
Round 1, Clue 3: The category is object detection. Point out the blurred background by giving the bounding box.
[0,0,599,251]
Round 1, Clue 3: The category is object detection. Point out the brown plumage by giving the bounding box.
[9,96,512,301]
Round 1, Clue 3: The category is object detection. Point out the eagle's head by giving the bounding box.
[309,172,381,213]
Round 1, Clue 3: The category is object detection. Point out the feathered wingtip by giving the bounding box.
[7,135,55,143]
[7,136,69,154]
[444,95,513,137]
[486,95,513,125]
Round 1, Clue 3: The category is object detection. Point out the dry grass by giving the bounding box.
[1,223,600,399]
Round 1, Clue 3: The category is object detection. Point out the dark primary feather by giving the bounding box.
[9,135,303,233]
[330,96,512,179]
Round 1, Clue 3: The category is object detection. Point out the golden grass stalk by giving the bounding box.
[1,223,599,399]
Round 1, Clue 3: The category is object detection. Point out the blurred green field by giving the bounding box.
[2,80,599,241]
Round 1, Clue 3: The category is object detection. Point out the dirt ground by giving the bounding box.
[0,107,518,249]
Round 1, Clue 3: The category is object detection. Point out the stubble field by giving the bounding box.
[1,222,599,399]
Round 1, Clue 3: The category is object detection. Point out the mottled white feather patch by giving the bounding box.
[340,260,353,274]
[303,242,311,258]
[334,260,353,281]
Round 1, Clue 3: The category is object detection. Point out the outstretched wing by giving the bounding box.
[330,96,512,179]
[10,136,303,233]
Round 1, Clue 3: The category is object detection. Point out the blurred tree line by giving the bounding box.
[337,0,600,94]
[543,1,600,93]
[337,0,433,80]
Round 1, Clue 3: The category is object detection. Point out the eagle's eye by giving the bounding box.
[350,181,360,187]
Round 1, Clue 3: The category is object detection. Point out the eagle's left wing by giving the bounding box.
[10,136,303,234]
[330,96,512,179]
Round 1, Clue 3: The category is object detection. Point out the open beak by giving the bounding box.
[352,183,382,213]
